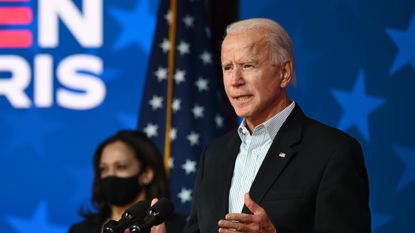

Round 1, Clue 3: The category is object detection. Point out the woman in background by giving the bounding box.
[69,130,185,233]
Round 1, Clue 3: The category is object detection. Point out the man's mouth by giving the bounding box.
[233,95,252,102]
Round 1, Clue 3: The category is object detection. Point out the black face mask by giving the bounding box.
[100,175,142,206]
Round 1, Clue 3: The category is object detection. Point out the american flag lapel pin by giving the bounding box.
[278,152,286,158]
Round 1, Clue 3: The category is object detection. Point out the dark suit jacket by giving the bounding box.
[184,105,371,233]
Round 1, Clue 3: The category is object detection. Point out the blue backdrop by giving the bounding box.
[0,0,414,233]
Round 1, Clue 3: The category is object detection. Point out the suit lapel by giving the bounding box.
[243,105,306,213]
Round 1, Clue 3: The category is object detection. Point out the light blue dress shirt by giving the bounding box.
[228,101,296,213]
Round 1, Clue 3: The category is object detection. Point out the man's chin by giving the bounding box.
[234,109,251,119]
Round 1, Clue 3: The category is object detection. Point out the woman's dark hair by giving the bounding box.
[81,130,168,222]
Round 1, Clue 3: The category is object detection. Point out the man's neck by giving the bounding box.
[245,96,292,134]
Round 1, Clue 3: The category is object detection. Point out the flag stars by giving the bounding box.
[195,77,209,91]
[215,114,224,128]
[160,38,170,53]
[177,41,190,55]
[154,67,167,82]
[205,27,211,38]
[5,202,67,233]
[108,0,155,53]
[393,145,415,190]
[164,10,172,24]
[172,98,181,112]
[139,0,233,214]
[177,187,192,203]
[174,69,186,84]
[200,51,212,64]
[182,159,197,175]
[149,95,163,110]
[168,157,174,169]
[187,131,200,146]
[170,127,178,141]
[192,105,205,118]
[143,123,158,138]
[182,15,195,28]
[331,70,385,142]
[386,14,415,74]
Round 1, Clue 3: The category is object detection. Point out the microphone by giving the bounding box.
[129,198,174,233]
[103,200,150,233]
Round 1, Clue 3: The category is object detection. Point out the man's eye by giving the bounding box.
[243,64,254,69]
[223,65,232,71]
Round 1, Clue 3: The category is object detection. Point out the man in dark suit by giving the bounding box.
[183,18,371,233]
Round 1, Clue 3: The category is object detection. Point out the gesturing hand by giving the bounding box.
[218,193,276,233]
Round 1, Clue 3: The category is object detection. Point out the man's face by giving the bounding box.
[221,29,289,127]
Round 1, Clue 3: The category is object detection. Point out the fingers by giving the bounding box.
[223,213,257,223]
[218,219,242,231]
[151,223,167,233]
[218,193,276,233]
[151,198,159,206]
[218,212,261,233]
[218,219,260,233]
[244,193,264,215]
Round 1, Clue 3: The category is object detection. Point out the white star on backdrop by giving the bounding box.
[182,159,197,175]
[168,157,174,169]
[199,50,212,64]
[164,10,172,24]
[149,95,163,110]
[154,66,168,82]
[192,104,205,118]
[187,131,200,146]
[215,114,224,128]
[170,127,178,141]
[174,69,186,84]
[144,123,159,138]
[182,15,195,28]
[177,41,190,55]
[195,77,209,91]
[172,98,182,112]
[177,187,192,203]
[160,38,170,53]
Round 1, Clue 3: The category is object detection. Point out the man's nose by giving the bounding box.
[231,68,244,86]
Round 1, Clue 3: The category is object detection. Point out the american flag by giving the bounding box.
[138,0,234,215]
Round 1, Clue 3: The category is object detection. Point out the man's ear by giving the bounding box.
[139,168,154,185]
[279,59,294,88]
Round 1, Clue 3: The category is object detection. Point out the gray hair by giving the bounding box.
[225,18,296,82]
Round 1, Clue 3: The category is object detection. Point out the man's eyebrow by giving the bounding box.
[238,59,258,64]
[221,62,233,69]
